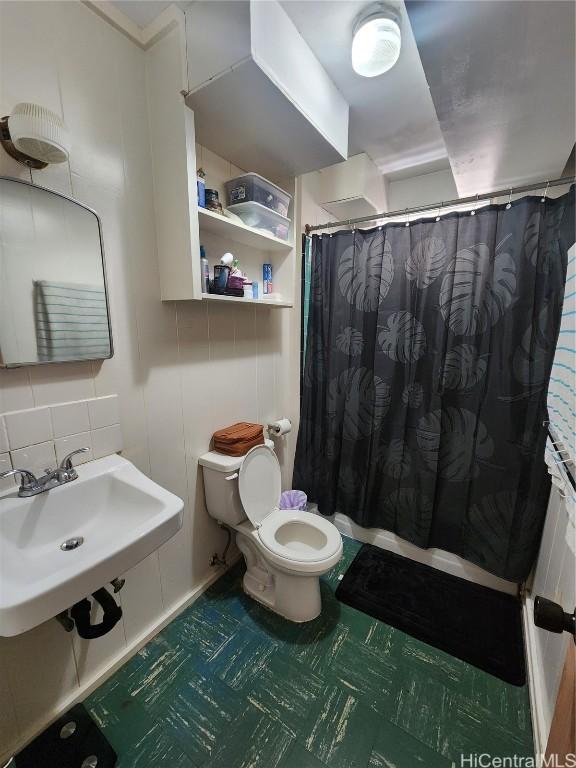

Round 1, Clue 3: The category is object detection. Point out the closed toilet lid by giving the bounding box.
[238,445,281,527]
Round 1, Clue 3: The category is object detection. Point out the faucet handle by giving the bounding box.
[0,468,38,491]
[59,448,89,472]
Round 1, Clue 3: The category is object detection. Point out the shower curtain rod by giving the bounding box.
[304,175,575,234]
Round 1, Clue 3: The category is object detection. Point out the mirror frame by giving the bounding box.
[0,175,114,368]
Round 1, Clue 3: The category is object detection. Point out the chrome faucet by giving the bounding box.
[0,448,89,497]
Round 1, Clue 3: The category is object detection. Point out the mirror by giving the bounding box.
[0,177,112,367]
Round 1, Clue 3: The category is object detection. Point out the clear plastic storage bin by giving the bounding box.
[225,173,292,217]
[227,201,290,241]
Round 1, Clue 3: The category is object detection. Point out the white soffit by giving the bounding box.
[281,1,449,178]
[184,0,349,179]
[407,0,576,196]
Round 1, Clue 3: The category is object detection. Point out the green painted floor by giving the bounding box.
[86,537,534,768]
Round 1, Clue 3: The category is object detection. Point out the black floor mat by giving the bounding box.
[335,544,526,686]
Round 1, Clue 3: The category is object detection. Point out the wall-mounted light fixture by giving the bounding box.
[352,4,402,78]
[0,102,70,169]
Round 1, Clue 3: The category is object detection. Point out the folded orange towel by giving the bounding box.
[212,422,264,457]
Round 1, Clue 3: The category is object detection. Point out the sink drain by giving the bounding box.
[60,536,84,551]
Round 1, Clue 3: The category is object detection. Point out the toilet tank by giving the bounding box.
[199,440,274,526]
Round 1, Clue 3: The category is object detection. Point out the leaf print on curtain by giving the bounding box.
[338,231,394,311]
[406,236,450,288]
[462,491,520,574]
[379,439,412,480]
[523,204,566,274]
[417,407,494,481]
[439,244,516,335]
[327,367,391,441]
[441,344,488,391]
[513,302,554,387]
[335,326,364,356]
[378,311,427,363]
[461,489,548,582]
[294,186,575,581]
[401,382,424,408]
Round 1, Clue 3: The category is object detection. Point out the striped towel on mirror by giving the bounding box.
[34,280,111,362]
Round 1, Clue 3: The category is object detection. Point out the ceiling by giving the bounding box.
[109,0,575,195]
[407,0,576,195]
[280,1,448,178]
[112,0,188,27]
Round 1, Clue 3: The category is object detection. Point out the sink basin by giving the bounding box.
[0,454,183,636]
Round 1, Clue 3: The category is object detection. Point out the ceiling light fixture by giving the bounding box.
[352,4,401,78]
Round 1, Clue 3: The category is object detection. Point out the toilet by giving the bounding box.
[199,442,343,622]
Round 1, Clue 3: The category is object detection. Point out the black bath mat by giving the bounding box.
[15,703,116,768]
[336,544,525,685]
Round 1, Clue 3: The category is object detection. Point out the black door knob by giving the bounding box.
[534,596,575,641]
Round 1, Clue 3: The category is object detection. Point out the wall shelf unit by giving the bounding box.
[146,20,298,306]
[202,293,293,308]
[198,208,293,253]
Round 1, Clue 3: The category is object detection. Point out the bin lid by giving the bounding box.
[238,445,281,527]
[227,172,291,200]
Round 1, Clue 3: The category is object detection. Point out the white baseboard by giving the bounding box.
[331,513,518,595]
[3,555,240,764]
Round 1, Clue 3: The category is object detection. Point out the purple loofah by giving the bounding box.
[279,490,308,511]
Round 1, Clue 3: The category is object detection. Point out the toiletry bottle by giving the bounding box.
[200,245,209,293]
[197,168,206,208]
[263,263,272,294]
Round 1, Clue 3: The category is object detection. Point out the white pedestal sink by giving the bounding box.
[0,454,183,636]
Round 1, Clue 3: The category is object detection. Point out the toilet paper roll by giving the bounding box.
[268,418,292,436]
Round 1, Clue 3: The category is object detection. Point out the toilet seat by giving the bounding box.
[238,445,282,528]
[257,509,342,564]
[238,446,342,567]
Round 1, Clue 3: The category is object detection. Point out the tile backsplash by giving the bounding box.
[4,406,53,450]
[0,395,122,485]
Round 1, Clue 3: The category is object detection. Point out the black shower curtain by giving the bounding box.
[294,188,575,582]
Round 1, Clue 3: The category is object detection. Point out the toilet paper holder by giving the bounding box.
[267,418,292,437]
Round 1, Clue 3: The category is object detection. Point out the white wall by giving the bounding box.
[0,2,294,759]
[387,167,457,212]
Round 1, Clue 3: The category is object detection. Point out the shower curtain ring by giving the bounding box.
[471,193,478,215]
[541,180,550,202]
[404,208,410,227]
[436,202,443,222]
[506,188,513,209]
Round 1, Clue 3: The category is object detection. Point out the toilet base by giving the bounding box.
[236,531,322,623]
